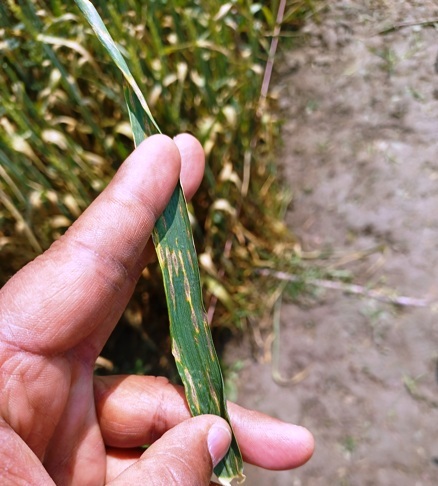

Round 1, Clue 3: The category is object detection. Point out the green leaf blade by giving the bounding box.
[153,186,244,484]
[74,1,244,483]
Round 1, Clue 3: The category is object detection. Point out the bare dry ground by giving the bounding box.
[226,1,438,484]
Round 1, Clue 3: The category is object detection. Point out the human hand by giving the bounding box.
[0,134,314,485]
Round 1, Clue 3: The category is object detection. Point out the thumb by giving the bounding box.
[108,415,232,485]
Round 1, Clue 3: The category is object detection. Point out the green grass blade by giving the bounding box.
[75,1,244,483]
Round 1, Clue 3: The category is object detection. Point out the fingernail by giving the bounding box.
[207,423,232,467]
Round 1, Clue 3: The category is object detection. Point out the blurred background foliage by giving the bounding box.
[0,0,313,377]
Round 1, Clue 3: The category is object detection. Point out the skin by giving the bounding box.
[0,134,314,485]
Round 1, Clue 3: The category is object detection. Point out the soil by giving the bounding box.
[225,2,438,485]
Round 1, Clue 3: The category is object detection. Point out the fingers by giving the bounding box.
[228,403,314,470]
[107,415,231,485]
[0,134,205,356]
[174,133,205,201]
[94,375,189,446]
[94,375,314,471]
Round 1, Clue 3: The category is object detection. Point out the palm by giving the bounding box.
[1,310,113,484]
[41,359,106,484]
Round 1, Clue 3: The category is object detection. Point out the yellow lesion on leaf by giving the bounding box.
[168,248,180,275]
[177,250,200,333]
[163,247,176,309]
[207,373,221,411]
[183,367,201,414]
[191,307,201,334]
[172,339,182,364]
[201,314,217,362]
[185,246,195,272]
[156,245,166,267]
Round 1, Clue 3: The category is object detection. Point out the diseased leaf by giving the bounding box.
[75,1,244,483]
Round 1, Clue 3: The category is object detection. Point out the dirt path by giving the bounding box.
[226,2,438,484]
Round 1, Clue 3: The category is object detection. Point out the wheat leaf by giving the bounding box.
[74,1,244,483]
